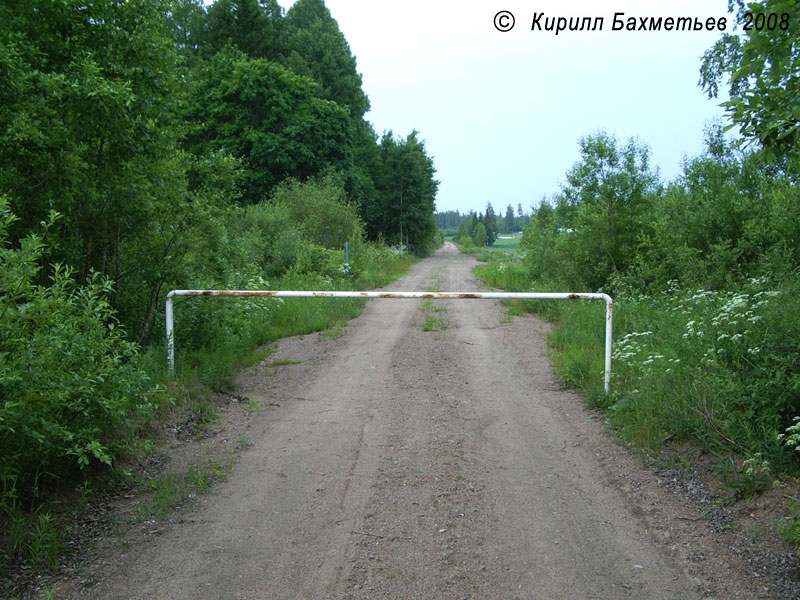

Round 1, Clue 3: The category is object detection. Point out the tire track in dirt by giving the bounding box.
[335,245,699,599]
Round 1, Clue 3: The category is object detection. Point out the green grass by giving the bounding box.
[136,458,230,518]
[472,253,529,292]
[0,500,63,577]
[422,314,449,331]
[455,235,523,258]
[419,297,449,331]
[353,244,417,289]
[487,234,523,254]
[319,321,346,340]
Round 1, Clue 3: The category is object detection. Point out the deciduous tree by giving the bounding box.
[700,0,800,156]
[185,47,350,204]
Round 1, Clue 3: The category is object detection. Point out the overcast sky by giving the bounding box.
[279,0,732,215]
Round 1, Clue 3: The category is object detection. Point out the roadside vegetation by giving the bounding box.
[0,0,439,582]
[470,0,800,543]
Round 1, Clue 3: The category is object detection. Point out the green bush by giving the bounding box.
[0,200,162,496]
[272,173,363,251]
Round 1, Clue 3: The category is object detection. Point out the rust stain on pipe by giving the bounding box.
[197,290,278,297]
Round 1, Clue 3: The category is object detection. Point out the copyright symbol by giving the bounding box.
[494,10,515,32]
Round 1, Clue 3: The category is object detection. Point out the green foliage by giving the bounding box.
[472,253,529,292]
[271,172,363,250]
[364,130,440,255]
[185,46,350,204]
[483,203,498,246]
[283,0,369,121]
[779,497,800,551]
[454,236,478,254]
[607,278,800,461]
[454,219,471,245]
[700,0,800,155]
[471,222,487,247]
[435,210,465,237]
[0,491,62,575]
[475,212,800,472]
[503,204,516,234]
[523,132,659,291]
[524,126,800,298]
[778,416,800,454]
[716,453,772,503]
[167,200,414,389]
[175,0,436,249]
[0,200,162,494]
[351,242,415,289]
[202,0,285,62]
[451,208,506,250]
[0,0,438,578]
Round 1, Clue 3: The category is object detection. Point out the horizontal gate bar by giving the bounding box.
[166,290,613,391]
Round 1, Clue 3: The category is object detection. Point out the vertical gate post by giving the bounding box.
[604,297,613,393]
[166,293,175,374]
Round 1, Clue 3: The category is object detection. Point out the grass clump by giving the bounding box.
[136,458,230,519]
[419,297,449,331]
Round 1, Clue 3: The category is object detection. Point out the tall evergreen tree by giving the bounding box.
[472,222,487,247]
[484,203,499,245]
[504,204,515,234]
[203,0,285,61]
[283,0,369,121]
[368,131,438,253]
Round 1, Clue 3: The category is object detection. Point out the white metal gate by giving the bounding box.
[166,290,613,391]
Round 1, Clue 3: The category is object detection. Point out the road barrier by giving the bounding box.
[166,290,613,391]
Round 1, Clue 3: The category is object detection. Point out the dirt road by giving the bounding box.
[62,243,768,599]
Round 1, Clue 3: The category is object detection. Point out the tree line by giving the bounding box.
[436,203,531,243]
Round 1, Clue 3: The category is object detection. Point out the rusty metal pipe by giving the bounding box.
[166,290,613,391]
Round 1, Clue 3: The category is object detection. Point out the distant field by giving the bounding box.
[488,234,523,254]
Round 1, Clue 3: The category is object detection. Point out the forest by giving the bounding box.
[0,0,441,569]
[474,0,800,504]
